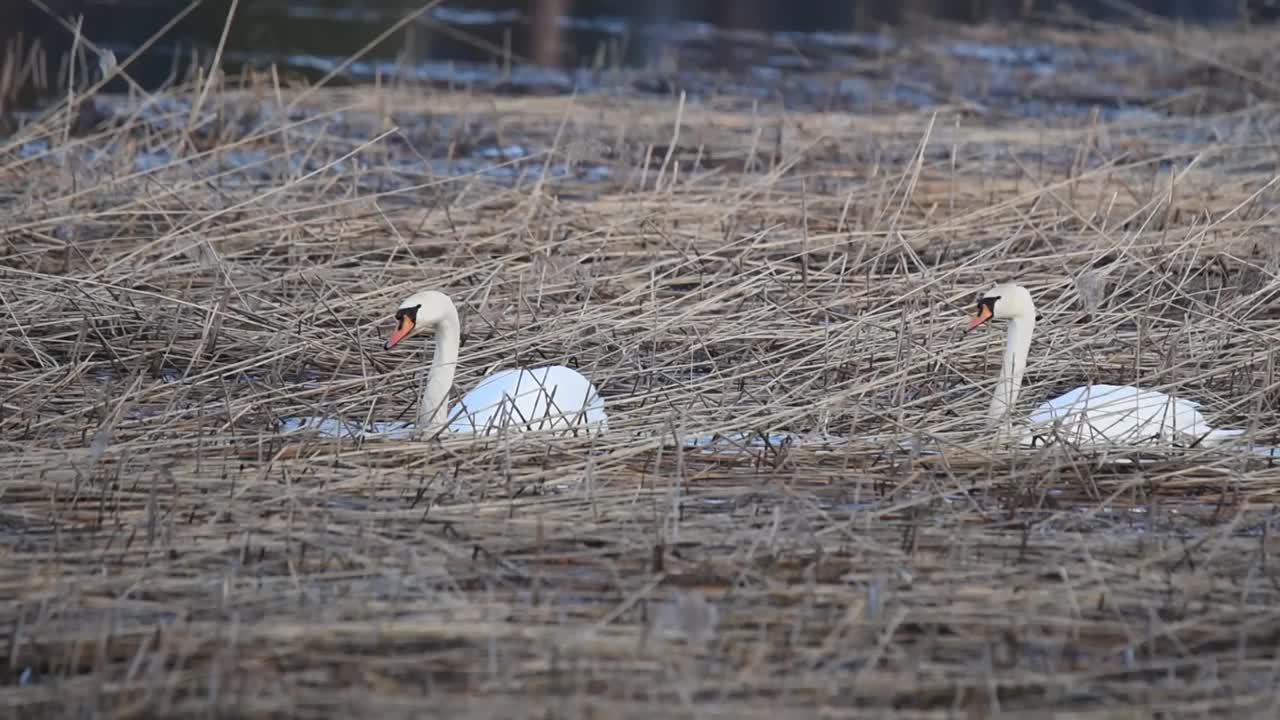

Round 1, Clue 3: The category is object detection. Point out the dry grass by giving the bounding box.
[3,14,1280,719]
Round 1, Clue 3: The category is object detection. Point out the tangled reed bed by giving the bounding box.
[3,15,1280,718]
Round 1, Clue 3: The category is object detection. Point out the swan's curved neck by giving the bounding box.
[419,304,461,432]
[990,315,1035,424]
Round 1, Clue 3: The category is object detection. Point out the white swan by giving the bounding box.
[967,283,1247,448]
[384,289,607,436]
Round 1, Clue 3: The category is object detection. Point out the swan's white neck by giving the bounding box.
[418,304,461,432]
[990,314,1035,425]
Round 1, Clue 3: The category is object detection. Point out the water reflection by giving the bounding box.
[0,0,1274,120]
[8,1,1274,76]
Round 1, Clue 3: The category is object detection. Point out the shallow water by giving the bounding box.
[275,411,1279,465]
[680,430,850,455]
[276,415,418,440]
[22,90,613,196]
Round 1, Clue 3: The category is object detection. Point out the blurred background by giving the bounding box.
[5,1,1280,105]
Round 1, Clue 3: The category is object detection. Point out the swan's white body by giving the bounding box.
[445,365,607,434]
[971,283,1245,448]
[1026,383,1243,446]
[281,289,607,439]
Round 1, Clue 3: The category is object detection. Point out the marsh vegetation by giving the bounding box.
[2,7,1280,717]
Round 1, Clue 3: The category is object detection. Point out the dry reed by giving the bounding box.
[2,13,1280,719]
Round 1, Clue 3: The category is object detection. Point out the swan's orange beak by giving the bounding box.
[967,304,993,330]
[384,316,414,350]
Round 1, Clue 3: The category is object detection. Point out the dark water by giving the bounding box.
[6,0,1276,102]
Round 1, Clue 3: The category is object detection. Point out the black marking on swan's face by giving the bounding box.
[395,305,420,324]
[385,304,422,350]
[967,295,999,330]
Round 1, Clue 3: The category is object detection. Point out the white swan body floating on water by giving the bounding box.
[968,283,1254,449]
[283,289,607,438]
